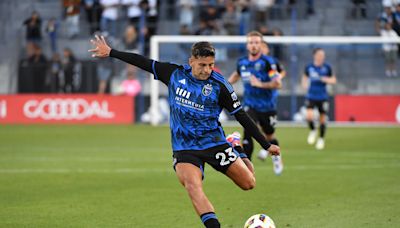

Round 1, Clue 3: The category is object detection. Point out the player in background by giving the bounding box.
[228,31,283,175]
[302,48,337,150]
[260,41,286,79]
[89,36,279,228]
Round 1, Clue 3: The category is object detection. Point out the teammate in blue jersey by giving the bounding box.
[228,31,283,175]
[89,35,280,228]
[302,48,337,150]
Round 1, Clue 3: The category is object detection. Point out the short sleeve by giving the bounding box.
[304,65,310,77]
[326,64,333,77]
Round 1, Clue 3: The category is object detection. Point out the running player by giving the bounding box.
[302,48,337,150]
[228,31,283,175]
[89,36,279,228]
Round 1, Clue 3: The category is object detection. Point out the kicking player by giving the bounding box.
[302,48,337,150]
[228,31,283,175]
[89,36,279,228]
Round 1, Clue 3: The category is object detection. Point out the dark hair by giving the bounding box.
[313,47,324,55]
[191,42,215,58]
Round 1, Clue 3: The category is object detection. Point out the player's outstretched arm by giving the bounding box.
[89,35,178,85]
[234,110,280,155]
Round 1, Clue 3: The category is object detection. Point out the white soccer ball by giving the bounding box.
[244,214,276,228]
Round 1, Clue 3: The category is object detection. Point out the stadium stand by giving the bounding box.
[0,0,398,96]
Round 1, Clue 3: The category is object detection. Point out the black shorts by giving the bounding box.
[245,108,278,135]
[172,144,240,177]
[305,99,329,114]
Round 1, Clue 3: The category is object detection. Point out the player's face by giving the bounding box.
[189,56,215,80]
[247,36,262,57]
[313,50,325,66]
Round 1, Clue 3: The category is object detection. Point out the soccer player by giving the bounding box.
[89,35,280,228]
[228,31,283,175]
[260,41,286,79]
[302,48,337,150]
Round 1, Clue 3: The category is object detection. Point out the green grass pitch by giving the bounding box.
[0,124,399,227]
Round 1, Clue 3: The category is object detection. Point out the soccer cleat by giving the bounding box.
[226,131,241,147]
[272,155,283,175]
[316,138,325,150]
[257,149,269,161]
[307,130,317,145]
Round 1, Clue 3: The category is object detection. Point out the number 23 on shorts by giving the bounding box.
[215,147,237,166]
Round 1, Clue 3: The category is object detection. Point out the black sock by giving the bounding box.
[200,212,220,228]
[319,123,326,138]
[308,121,315,130]
[270,138,279,146]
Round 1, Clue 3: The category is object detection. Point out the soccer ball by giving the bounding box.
[244,214,276,228]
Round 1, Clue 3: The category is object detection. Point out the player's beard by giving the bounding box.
[249,49,260,57]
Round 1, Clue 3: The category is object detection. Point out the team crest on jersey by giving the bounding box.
[202,84,213,96]
[240,65,246,71]
[231,92,238,101]
[255,62,262,71]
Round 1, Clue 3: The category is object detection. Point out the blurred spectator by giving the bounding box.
[200,4,219,27]
[221,1,239,35]
[392,4,400,55]
[97,58,113,94]
[62,48,77,93]
[45,18,59,53]
[63,0,81,39]
[123,25,138,52]
[351,0,367,19]
[380,23,398,77]
[48,53,63,93]
[166,0,176,20]
[238,0,251,34]
[306,0,315,15]
[254,0,275,26]
[179,0,196,30]
[119,67,141,97]
[23,11,42,53]
[83,0,102,34]
[376,6,393,33]
[258,24,274,36]
[28,44,47,93]
[146,0,159,48]
[179,24,192,35]
[122,0,141,26]
[195,20,213,35]
[100,0,120,37]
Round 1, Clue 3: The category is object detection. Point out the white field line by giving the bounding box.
[0,163,399,174]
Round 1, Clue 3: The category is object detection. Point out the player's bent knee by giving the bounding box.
[239,176,256,191]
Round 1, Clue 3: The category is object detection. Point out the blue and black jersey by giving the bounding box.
[236,54,280,112]
[110,49,271,152]
[304,63,333,101]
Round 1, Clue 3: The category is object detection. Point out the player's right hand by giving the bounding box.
[267,144,280,156]
[88,35,111,58]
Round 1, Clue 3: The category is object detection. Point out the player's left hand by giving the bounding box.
[267,144,280,156]
[88,35,111,58]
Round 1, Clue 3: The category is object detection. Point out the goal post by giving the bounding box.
[149,35,400,126]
